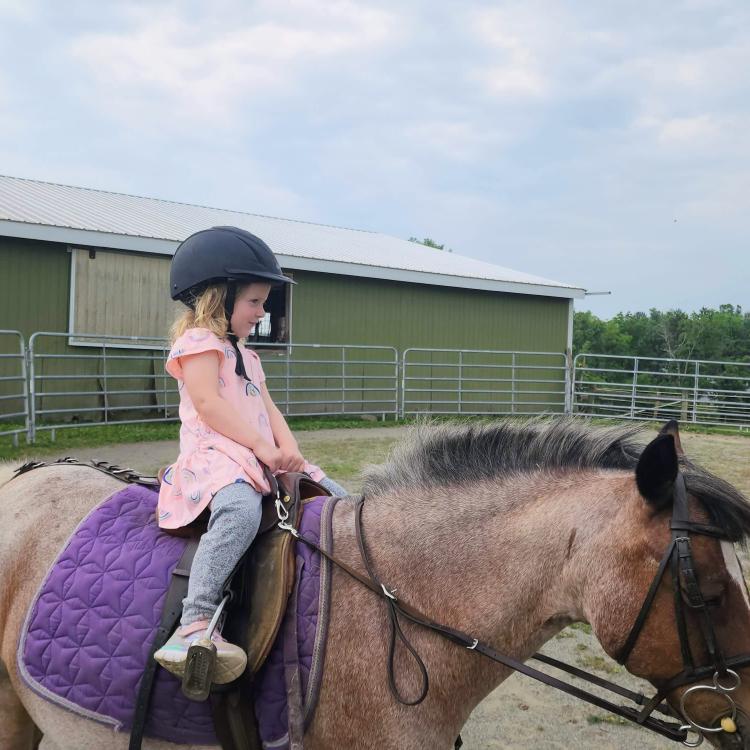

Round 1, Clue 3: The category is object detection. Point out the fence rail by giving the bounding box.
[28,332,174,442]
[255,343,399,418]
[4,331,750,442]
[402,348,569,417]
[12,333,401,442]
[572,353,750,428]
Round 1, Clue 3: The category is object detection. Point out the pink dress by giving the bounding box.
[157,327,324,529]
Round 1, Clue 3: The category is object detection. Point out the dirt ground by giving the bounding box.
[6,427,750,749]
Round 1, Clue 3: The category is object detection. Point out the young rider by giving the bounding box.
[153,226,346,684]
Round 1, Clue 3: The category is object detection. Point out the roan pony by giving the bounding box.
[2,418,750,749]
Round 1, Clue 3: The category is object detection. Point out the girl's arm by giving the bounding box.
[261,383,305,472]
[182,351,282,471]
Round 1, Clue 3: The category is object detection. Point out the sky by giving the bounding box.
[0,0,748,319]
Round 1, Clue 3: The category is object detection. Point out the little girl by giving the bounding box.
[154,226,346,684]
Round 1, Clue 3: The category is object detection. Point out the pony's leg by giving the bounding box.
[0,662,40,750]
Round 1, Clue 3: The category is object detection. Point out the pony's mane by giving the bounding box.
[362,418,750,542]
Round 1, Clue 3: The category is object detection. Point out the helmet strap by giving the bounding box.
[224,281,252,383]
[224,281,237,326]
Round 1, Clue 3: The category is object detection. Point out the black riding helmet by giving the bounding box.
[170,226,294,381]
[170,225,295,303]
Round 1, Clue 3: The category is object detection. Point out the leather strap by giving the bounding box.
[129,539,199,750]
[355,501,429,706]
[12,457,159,489]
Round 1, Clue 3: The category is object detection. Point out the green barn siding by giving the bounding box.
[0,237,70,337]
[291,271,569,352]
[279,271,570,416]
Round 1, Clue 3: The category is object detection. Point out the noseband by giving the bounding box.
[278,471,750,746]
[615,471,750,744]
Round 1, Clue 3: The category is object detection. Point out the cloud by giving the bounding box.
[69,1,399,127]
[468,6,551,98]
[0,0,38,21]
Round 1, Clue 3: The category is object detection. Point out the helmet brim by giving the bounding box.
[224,268,296,286]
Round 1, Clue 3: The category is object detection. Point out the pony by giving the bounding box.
[2,418,750,749]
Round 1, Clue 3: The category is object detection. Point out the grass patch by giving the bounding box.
[295,435,398,491]
[0,422,181,460]
[0,416,409,461]
[576,654,622,675]
[568,622,592,634]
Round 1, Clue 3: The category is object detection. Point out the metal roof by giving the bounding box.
[0,174,584,299]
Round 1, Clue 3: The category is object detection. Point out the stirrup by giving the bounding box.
[182,637,217,701]
[181,594,229,701]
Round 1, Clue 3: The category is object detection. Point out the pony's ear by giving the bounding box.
[658,419,684,457]
[636,433,679,509]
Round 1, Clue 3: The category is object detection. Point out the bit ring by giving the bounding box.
[713,669,741,693]
[680,685,736,735]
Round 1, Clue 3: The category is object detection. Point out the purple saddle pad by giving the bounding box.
[18,483,336,747]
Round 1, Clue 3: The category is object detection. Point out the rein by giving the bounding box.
[276,475,750,746]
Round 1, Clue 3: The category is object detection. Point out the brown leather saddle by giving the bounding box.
[162,471,329,673]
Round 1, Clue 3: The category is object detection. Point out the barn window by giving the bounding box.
[68,248,292,348]
[247,279,292,348]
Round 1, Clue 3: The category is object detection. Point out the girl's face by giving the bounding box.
[230,282,271,338]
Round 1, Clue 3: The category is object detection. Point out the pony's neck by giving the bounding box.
[364,471,634,691]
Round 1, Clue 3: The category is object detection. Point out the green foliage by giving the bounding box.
[408,237,453,252]
[574,305,750,362]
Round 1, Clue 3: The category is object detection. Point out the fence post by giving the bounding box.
[630,358,639,418]
[564,351,573,415]
[511,353,517,414]
[22,336,31,444]
[341,346,346,414]
[457,350,463,414]
[285,346,291,417]
[28,334,37,443]
[400,350,408,419]
[692,361,700,423]
[102,341,109,425]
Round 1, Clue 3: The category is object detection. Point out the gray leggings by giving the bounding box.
[182,475,347,626]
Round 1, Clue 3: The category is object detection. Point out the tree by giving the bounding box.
[409,237,453,252]
[573,306,750,362]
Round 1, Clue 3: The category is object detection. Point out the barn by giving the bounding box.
[0,175,585,431]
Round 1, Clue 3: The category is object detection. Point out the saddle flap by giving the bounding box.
[226,472,332,674]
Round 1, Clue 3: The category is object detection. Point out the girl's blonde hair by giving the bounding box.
[170,284,232,343]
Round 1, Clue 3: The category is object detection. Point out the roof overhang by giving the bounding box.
[0,219,586,300]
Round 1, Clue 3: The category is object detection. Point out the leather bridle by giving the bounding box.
[614,472,750,745]
[277,471,750,746]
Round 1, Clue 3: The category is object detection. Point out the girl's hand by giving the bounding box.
[254,440,283,473]
[278,441,305,473]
